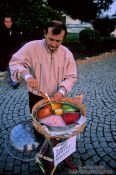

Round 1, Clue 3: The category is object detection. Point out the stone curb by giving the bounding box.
[76,50,116,65]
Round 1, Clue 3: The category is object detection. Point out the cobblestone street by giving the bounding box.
[0,53,116,175]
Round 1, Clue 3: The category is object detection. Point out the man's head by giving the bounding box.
[4,16,13,29]
[44,20,67,52]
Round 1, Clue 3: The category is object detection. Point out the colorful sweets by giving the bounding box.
[37,102,81,126]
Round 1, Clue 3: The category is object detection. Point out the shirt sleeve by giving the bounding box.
[58,86,67,96]
[9,42,33,82]
[58,52,77,94]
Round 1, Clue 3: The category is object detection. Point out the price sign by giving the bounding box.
[53,136,77,166]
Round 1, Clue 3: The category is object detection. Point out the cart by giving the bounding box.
[32,97,86,175]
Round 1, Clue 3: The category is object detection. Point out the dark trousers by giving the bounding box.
[28,91,44,112]
[0,53,10,71]
[28,92,44,140]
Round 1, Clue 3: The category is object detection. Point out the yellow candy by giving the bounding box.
[55,109,63,115]
[51,103,62,109]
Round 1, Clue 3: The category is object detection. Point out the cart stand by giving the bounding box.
[35,139,56,175]
[35,138,77,175]
[32,97,86,175]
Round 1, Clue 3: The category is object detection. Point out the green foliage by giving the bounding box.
[48,0,98,21]
[92,18,116,37]
[79,28,101,56]
[48,0,114,21]
[97,0,114,12]
[79,28,100,44]
[0,0,115,41]
[0,0,63,41]
[64,33,79,43]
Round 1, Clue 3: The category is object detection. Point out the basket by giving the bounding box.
[32,97,86,140]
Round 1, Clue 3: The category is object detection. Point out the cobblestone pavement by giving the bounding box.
[0,54,116,175]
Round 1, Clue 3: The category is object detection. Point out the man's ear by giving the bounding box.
[43,29,46,37]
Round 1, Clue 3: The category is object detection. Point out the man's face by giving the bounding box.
[44,27,65,52]
[4,17,13,29]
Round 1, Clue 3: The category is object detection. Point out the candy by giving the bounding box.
[62,112,81,125]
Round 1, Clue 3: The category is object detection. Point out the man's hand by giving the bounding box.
[26,77,39,89]
[51,92,64,102]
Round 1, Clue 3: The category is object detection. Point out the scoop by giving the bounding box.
[44,93,56,112]
[36,90,62,115]
[44,93,63,115]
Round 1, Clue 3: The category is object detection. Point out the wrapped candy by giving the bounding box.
[40,115,66,127]
[62,112,81,125]
[37,105,52,119]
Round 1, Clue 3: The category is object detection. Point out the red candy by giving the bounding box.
[62,112,80,125]
[37,105,52,119]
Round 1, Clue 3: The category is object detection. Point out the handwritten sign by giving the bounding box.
[53,136,77,166]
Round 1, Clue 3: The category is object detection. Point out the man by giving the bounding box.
[0,15,22,88]
[9,20,77,111]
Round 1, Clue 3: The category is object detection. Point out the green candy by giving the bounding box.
[62,104,78,112]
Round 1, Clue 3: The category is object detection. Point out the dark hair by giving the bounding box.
[3,15,14,22]
[44,20,67,36]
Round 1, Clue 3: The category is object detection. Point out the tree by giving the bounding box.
[0,0,63,41]
[96,0,114,12]
[92,17,116,37]
[0,0,115,41]
[79,28,101,56]
[48,0,115,21]
[48,0,98,21]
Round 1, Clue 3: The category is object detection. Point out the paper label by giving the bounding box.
[53,135,77,166]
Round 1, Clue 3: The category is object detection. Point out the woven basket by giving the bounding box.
[32,97,86,140]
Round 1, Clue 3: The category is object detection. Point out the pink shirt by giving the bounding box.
[9,39,77,97]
